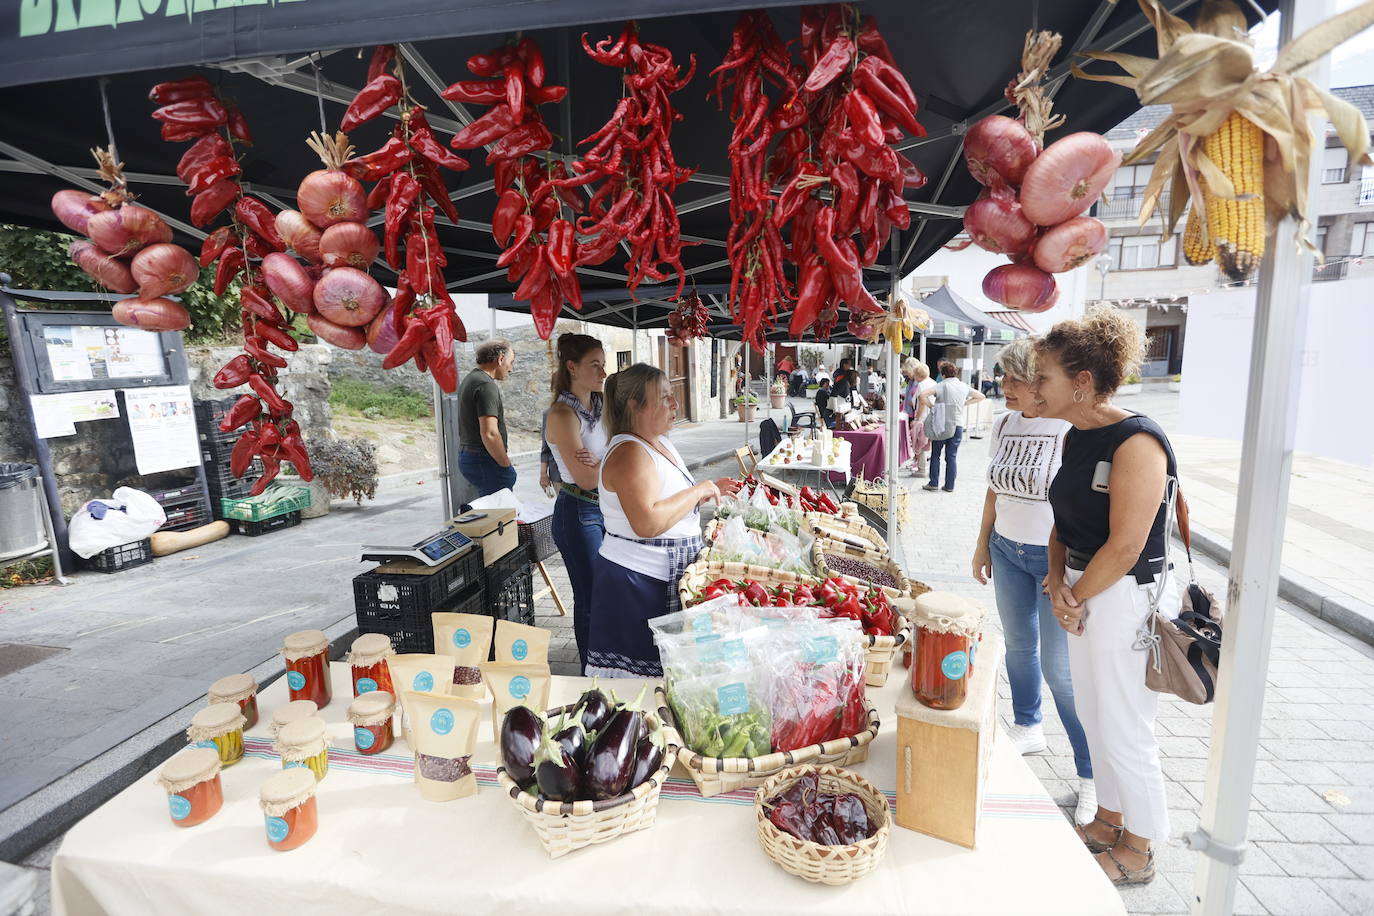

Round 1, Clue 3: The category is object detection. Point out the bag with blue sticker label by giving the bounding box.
[647,593,748,640]
[432,613,495,701]
[403,691,482,802]
[493,619,551,666]
[480,660,551,737]
[388,654,462,748]
[657,627,775,759]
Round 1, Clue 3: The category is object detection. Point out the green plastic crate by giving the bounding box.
[218,484,312,522]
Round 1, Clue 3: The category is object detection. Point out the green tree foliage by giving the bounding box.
[0,224,241,343]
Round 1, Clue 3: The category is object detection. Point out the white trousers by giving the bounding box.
[1064,567,1178,842]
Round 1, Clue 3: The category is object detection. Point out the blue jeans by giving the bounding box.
[552,491,604,674]
[928,426,964,490]
[990,531,1092,779]
[458,449,516,498]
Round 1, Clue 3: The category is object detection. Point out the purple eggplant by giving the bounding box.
[627,727,667,790]
[584,688,647,800]
[553,710,589,769]
[577,680,614,734]
[499,705,544,788]
[533,726,581,801]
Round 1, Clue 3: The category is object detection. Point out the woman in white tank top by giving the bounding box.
[586,364,742,679]
[544,334,609,675]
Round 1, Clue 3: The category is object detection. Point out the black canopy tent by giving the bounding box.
[0,1,1275,339]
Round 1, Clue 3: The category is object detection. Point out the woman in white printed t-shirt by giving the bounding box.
[970,338,1095,826]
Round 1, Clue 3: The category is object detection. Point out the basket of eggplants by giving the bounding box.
[495,682,682,858]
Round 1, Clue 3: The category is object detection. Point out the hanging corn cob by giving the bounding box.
[1200,112,1265,280]
[1181,199,1212,266]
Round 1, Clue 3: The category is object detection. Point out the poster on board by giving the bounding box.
[28,390,120,438]
[42,324,165,382]
[123,385,199,474]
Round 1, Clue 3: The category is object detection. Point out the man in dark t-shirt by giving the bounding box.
[457,339,516,497]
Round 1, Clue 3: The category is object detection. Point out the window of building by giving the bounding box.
[1352,222,1374,257]
[1361,165,1374,206]
[1323,146,1348,184]
[1109,234,1177,270]
[617,350,631,371]
[1111,164,1152,199]
[1316,223,1330,254]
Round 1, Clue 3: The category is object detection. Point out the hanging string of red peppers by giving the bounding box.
[148,76,313,496]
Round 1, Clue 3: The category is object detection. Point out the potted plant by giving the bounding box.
[306,437,380,509]
[769,377,788,408]
[1169,373,1183,392]
[1119,373,1143,396]
[734,392,759,422]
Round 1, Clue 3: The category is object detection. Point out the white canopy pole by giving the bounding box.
[744,341,752,450]
[886,232,901,537]
[1191,1,1328,912]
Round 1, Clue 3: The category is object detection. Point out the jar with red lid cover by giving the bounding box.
[347,690,395,755]
[281,630,332,709]
[158,747,223,828]
[260,767,319,851]
[346,633,395,698]
[909,591,984,711]
[207,673,259,729]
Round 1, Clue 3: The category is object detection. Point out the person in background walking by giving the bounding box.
[814,377,833,427]
[901,358,936,477]
[545,333,609,674]
[457,339,516,498]
[970,338,1095,827]
[1032,306,1178,887]
[922,360,985,492]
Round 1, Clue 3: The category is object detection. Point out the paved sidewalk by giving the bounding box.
[895,418,1374,916]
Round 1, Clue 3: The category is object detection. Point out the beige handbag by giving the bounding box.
[1138,479,1224,705]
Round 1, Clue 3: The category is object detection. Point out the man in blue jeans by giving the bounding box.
[456,339,517,497]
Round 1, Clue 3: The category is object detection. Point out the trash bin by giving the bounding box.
[0,463,48,562]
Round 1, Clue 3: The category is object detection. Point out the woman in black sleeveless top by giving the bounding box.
[1030,307,1181,887]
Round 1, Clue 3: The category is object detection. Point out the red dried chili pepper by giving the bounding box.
[483,121,553,163]
[852,58,922,138]
[546,219,575,277]
[441,80,506,105]
[240,287,282,324]
[491,188,525,246]
[151,98,228,128]
[247,374,288,414]
[409,126,470,172]
[213,247,245,295]
[255,322,299,353]
[366,45,397,83]
[248,455,281,497]
[467,47,515,78]
[516,37,546,88]
[384,171,421,268]
[244,339,288,370]
[200,226,236,267]
[802,37,853,93]
[213,355,252,389]
[280,431,313,481]
[225,104,253,146]
[161,120,217,143]
[788,257,833,338]
[176,134,234,184]
[235,197,284,250]
[341,73,403,132]
[382,319,431,370]
[503,60,525,118]
[191,179,239,227]
[149,77,214,106]
[344,136,412,182]
[219,394,261,433]
[229,428,260,477]
[366,173,394,211]
[412,158,459,223]
[449,104,519,149]
[844,90,885,150]
[184,156,240,195]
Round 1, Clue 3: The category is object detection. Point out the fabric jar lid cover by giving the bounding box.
[270,700,319,734]
[207,673,256,705]
[187,703,246,741]
[259,767,317,817]
[282,629,329,661]
[348,690,396,726]
[276,716,326,751]
[347,633,394,666]
[157,747,222,794]
[911,591,985,638]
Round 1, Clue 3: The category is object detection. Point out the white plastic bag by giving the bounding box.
[67,487,166,558]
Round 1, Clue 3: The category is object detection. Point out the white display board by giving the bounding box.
[122,385,200,474]
[1179,279,1374,466]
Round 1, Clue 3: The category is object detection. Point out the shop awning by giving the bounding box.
[0,0,1275,337]
[986,310,1038,334]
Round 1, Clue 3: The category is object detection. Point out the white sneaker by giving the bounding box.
[1075,778,1097,826]
[1005,722,1047,755]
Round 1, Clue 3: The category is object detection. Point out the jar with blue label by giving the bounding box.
[281,630,332,710]
[259,767,318,851]
[157,747,223,828]
[347,633,395,699]
[347,690,395,756]
[186,703,246,767]
[909,591,985,711]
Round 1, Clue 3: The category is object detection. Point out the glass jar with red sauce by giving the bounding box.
[910,591,985,711]
[348,690,395,755]
[347,633,395,698]
[259,767,319,851]
[207,673,259,729]
[158,747,223,828]
[281,630,332,709]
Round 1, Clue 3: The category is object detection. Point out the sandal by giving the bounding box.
[1098,842,1156,886]
[1074,816,1123,854]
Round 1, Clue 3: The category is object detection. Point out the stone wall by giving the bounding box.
[186,343,333,445]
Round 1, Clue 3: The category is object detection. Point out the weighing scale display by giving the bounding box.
[362,527,474,566]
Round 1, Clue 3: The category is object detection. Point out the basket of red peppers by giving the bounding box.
[755,764,890,886]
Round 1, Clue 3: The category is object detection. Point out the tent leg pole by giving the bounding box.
[744,343,751,450]
[886,232,900,539]
[1191,2,1325,912]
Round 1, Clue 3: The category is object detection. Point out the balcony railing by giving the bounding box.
[1314,257,1350,282]
[1360,176,1374,206]
[1093,194,1171,221]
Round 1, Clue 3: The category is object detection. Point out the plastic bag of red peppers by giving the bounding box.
[149,76,312,497]
[712,4,927,349]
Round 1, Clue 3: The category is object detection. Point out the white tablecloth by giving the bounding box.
[759,438,852,482]
[52,663,1125,916]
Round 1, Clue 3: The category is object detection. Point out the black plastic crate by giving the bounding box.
[353,550,486,653]
[484,541,534,626]
[81,539,153,573]
[233,510,301,537]
[149,484,204,505]
[204,453,260,501]
[161,499,212,531]
[517,514,558,563]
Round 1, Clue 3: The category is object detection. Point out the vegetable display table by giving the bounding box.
[758,437,852,493]
[833,415,911,480]
[52,663,1125,915]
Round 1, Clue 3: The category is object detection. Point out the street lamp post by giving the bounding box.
[1095,253,1114,308]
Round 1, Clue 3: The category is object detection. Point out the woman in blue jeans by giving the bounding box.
[545,334,609,674]
[970,339,1095,825]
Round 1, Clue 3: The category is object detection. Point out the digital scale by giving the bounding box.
[361,525,475,573]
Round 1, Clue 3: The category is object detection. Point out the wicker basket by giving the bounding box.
[496,704,681,858]
[754,764,891,885]
[811,541,910,594]
[701,519,819,579]
[847,477,911,526]
[657,687,879,798]
[805,513,888,554]
[677,557,822,608]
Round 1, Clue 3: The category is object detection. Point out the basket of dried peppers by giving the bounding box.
[754,764,891,886]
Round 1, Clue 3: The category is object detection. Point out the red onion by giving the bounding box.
[982,263,1059,312]
[51,190,111,236]
[1019,132,1120,226]
[131,243,199,298]
[1033,217,1108,273]
[320,221,381,269]
[275,209,323,263]
[313,266,385,327]
[112,297,191,331]
[297,169,366,228]
[69,240,135,294]
[964,116,1039,187]
[262,252,316,314]
[308,313,367,350]
[87,205,172,256]
[963,195,1038,256]
[367,306,401,354]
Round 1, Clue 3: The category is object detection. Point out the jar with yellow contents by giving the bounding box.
[276,715,329,780]
[186,703,246,767]
[207,673,259,729]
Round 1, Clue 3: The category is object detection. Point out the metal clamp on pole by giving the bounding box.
[1185,828,1247,867]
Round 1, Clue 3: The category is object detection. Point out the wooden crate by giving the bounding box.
[894,632,1003,849]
